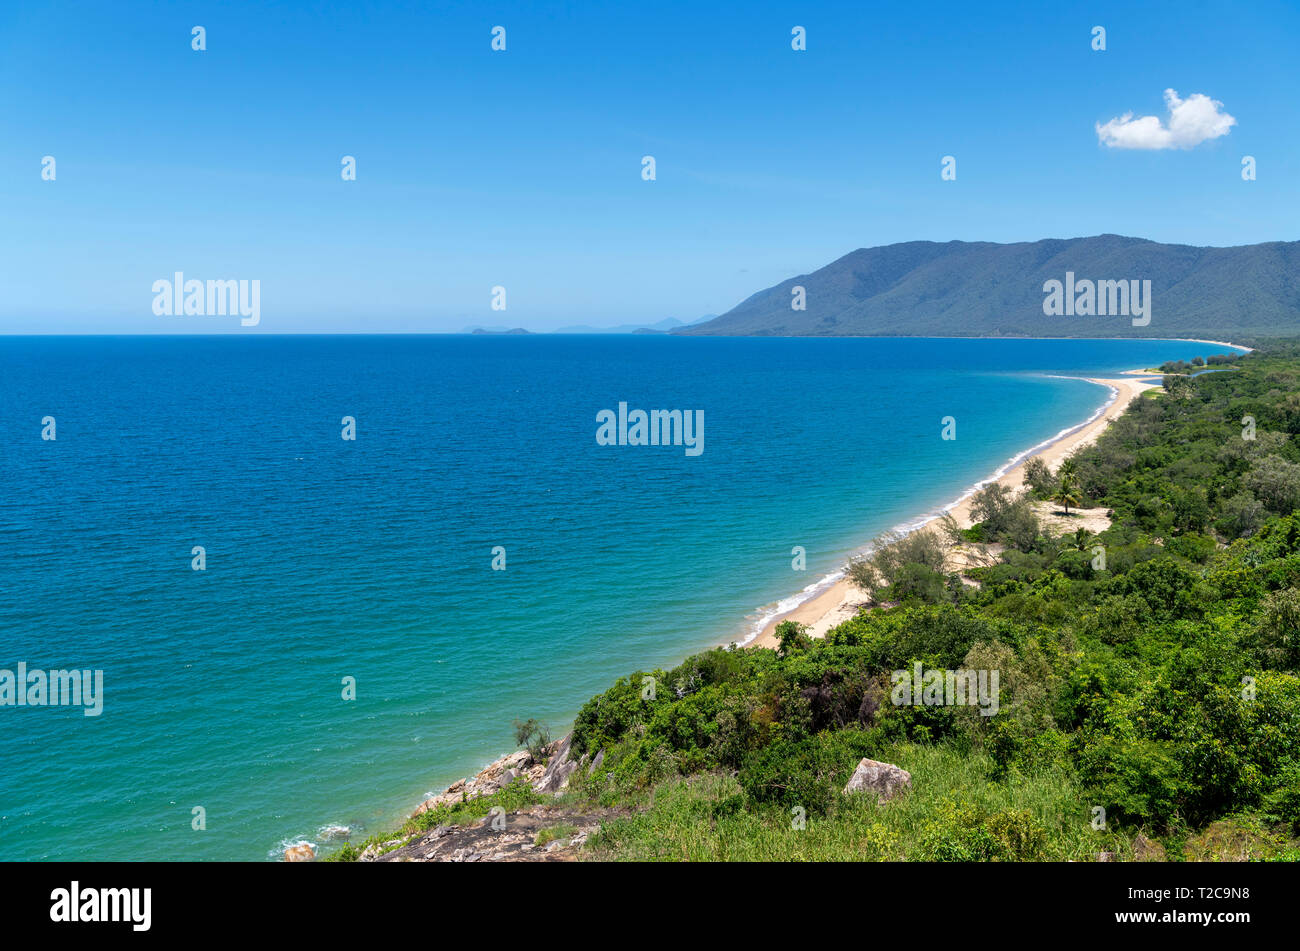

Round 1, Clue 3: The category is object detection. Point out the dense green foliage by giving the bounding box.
[846,528,953,603]
[1158,353,1241,373]
[566,344,1300,860]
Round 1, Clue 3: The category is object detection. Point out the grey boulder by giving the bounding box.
[842,758,912,804]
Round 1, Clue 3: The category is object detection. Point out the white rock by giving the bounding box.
[842,758,912,804]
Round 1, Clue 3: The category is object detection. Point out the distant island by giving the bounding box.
[551,316,715,334]
[463,316,715,335]
[678,235,1300,341]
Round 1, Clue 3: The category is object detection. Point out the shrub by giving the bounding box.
[847,530,950,602]
[1104,557,1205,620]
[858,823,899,860]
[1255,588,1300,669]
[512,717,552,762]
[917,799,1045,861]
[775,620,812,658]
[1263,764,1300,832]
[332,843,360,862]
[572,674,652,755]
[984,809,1050,861]
[971,482,1041,549]
[1245,455,1300,515]
[737,730,877,815]
[1218,492,1266,539]
[1072,734,1190,827]
[1022,457,1054,498]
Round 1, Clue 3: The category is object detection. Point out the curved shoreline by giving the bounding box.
[744,372,1159,649]
[343,371,1162,852]
[1180,338,1255,352]
[319,343,1247,856]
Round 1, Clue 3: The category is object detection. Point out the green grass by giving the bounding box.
[534,823,579,847]
[585,743,1128,862]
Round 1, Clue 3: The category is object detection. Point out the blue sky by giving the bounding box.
[2,0,1297,332]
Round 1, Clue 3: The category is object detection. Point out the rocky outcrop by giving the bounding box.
[374,804,626,862]
[340,735,626,863]
[413,749,545,816]
[842,758,912,804]
[284,842,316,862]
[411,733,582,818]
[534,733,578,794]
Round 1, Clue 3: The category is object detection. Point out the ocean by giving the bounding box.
[0,334,1231,860]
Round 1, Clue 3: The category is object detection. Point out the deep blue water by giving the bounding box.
[0,335,1236,860]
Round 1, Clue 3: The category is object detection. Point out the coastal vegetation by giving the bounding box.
[343,341,1300,862]
[563,341,1300,860]
[1153,353,1243,374]
[513,718,552,763]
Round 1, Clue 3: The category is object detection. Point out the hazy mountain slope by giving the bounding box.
[680,236,1300,339]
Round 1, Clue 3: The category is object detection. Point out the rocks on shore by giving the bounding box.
[842,758,912,804]
[359,838,403,862]
[283,842,316,862]
[412,732,591,819]
[356,732,612,862]
[376,804,623,863]
[413,747,539,816]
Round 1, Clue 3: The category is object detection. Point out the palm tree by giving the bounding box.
[1062,526,1093,551]
[1053,473,1083,516]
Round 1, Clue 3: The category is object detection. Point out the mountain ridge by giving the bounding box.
[678,235,1300,340]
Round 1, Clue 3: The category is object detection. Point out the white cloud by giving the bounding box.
[1096,88,1236,150]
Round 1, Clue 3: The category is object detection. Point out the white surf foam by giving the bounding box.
[731,375,1119,647]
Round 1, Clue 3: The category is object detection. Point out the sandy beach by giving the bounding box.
[1182,339,1255,353]
[749,374,1159,649]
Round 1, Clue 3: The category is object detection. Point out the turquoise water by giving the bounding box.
[0,335,1234,860]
